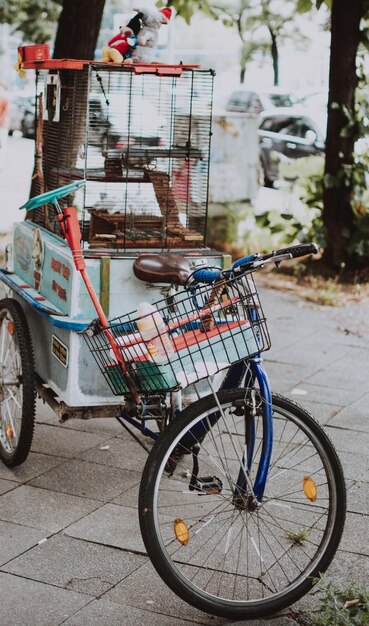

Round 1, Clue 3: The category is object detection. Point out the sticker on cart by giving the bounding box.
[51,335,69,367]
[14,232,32,272]
[32,228,44,291]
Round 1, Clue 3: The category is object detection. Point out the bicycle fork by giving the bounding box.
[184,357,273,505]
[230,358,273,504]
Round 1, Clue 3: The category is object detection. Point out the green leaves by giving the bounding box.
[296,0,332,13]
[160,0,218,24]
[0,0,61,43]
[296,0,313,14]
[308,576,369,626]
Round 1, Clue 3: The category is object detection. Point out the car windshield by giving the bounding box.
[268,93,297,107]
[260,111,326,141]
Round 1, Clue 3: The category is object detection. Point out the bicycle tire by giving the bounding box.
[139,389,346,619]
[0,298,36,466]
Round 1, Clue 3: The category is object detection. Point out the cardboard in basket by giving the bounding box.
[171,321,258,387]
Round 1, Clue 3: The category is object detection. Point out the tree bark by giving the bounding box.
[268,28,279,86]
[31,0,106,224]
[322,0,364,269]
[53,0,105,60]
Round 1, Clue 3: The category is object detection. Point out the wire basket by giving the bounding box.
[83,273,270,396]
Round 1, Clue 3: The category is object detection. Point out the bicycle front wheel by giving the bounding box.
[139,389,346,620]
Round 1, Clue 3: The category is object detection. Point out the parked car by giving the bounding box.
[226,86,298,115]
[297,90,328,111]
[9,93,35,139]
[258,107,326,186]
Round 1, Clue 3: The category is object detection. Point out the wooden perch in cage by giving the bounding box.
[120,145,203,165]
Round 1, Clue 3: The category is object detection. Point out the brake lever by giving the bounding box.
[247,253,293,271]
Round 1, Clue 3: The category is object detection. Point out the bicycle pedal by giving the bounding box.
[189,476,223,494]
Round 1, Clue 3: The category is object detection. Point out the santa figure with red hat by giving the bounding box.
[131,6,172,64]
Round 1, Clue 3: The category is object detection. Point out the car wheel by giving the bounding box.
[258,157,274,188]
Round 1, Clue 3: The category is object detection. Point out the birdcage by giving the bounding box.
[29,61,214,251]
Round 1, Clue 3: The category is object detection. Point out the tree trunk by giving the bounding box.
[53,0,105,60]
[240,64,246,84]
[322,0,363,269]
[268,28,279,86]
[30,0,106,218]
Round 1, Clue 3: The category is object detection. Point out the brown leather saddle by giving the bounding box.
[133,253,191,286]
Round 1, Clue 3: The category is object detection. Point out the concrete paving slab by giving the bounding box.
[105,558,226,624]
[285,400,343,425]
[106,561,298,624]
[0,485,101,533]
[80,437,149,473]
[267,338,349,372]
[260,361,315,391]
[0,478,17,495]
[305,346,369,391]
[346,480,369,515]
[279,382,362,407]
[112,482,139,508]
[2,534,146,597]
[31,423,112,459]
[226,619,299,626]
[0,451,65,482]
[29,459,141,503]
[324,425,369,455]
[62,596,211,626]
[339,511,369,555]
[335,450,369,481]
[0,520,48,566]
[323,549,369,586]
[0,571,90,626]
[327,392,369,432]
[65,503,145,552]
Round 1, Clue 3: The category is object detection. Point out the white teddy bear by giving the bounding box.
[131,6,172,64]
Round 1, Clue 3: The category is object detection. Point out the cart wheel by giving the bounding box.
[0,298,36,466]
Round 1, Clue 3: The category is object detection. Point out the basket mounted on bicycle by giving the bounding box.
[83,271,271,396]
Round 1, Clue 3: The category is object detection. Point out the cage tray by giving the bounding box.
[88,208,203,248]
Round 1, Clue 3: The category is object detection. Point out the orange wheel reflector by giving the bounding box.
[6,425,14,439]
[7,321,15,335]
[303,476,317,502]
[174,517,189,545]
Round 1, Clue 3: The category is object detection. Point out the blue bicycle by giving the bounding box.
[137,245,346,620]
[0,182,346,620]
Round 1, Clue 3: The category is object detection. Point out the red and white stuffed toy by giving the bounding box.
[102,12,143,63]
[131,6,172,64]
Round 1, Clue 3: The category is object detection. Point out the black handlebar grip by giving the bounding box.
[274,243,320,259]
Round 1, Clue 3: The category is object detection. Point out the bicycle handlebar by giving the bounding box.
[261,242,320,261]
[191,243,319,284]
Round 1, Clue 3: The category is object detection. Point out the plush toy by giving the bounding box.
[130,7,172,64]
[102,12,143,63]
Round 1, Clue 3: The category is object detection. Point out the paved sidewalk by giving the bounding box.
[0,281,368,625]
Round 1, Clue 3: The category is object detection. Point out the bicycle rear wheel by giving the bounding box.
[139,389,346,619]
[0,298,36,466]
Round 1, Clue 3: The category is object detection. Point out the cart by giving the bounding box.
[0,54,230,465]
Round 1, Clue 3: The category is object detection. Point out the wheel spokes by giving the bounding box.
[0,315,22,453]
